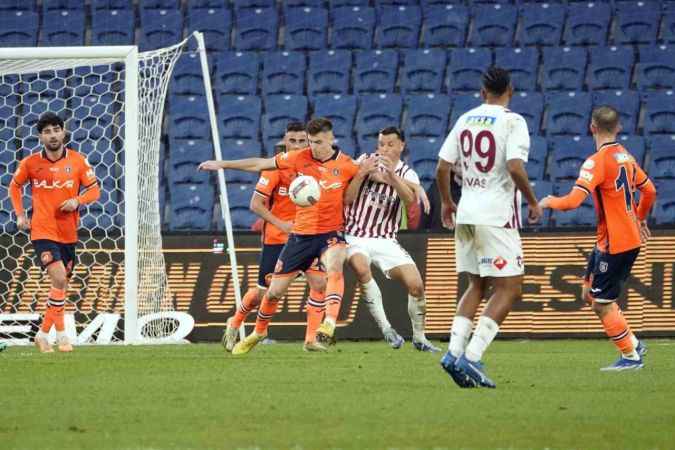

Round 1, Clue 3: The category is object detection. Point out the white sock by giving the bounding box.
[407,295,426,342]
[362,279,391,332]
[324,317,336,327]
[465,315,499,362]
[448,315,473,358]
[36,330,49,341]
[630,334,639,348]
[56,330,68,343]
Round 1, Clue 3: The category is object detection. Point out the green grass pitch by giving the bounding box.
[1,339,674,450]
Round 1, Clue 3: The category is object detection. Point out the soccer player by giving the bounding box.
[344,127,440,352]
[222,122,329,352]
[539,106,656,371]
[9,112,100,353]
[200,118,377,354]
[436,67,542,388]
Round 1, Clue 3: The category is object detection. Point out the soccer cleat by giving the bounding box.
[222,317,239,352]
[455,355,496,388]
[440,351,475,388]
[303,341,328,352]
[56,335,73,352]
[383,328,404,349]
[0,342,7,353]
[600,356,644,372]
[232,331,266,355]
[34,336,54,353]
[315,321,336,346]
[636,340,647,357]
[412,338,441,353]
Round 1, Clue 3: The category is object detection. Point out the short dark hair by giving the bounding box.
[591,106,621,133]
[306,117,333,135]
[481,66,511,96]
[36,112,64,133]
[286,121,306,133]
[379,126,405,142]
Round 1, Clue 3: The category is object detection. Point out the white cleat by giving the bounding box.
[222,317,239,352]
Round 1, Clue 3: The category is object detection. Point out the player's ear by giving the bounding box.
[480,88,487,101]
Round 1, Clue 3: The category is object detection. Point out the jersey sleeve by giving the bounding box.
[505,114,530,162]
[79,156,97,187]
[403,167,421,185]
[438,123,460,164]
[255,170,280,198]
[274,149,299,171]
[343,157,360,180]
[574,153,605,195]
[12,157,29,186]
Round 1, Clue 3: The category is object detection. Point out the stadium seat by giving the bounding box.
[644,91,675,134]
[401,48,446,94]
[139,9,183,51]
[563,2,611,46]
[526,136,547,180]
[226,182,255,210]
[217,95,261,140]
[509,91,544,135]
[411,159,437,190]
[552,191,596,227]
[652,186,675,224]
[550,140,592,180]
[616,135,646,165]
[545,92,592,136]
[542,47,587,91]
[517,2,565,46]
[354,49,399,94]
[307,50,351,95]
[186,7,231,52]
[169,184,215,230]
[334,137,358,157]
[171,53,206,97]
[375,0,418,6]
[0,11,39,46]
[495,47,538,91]
[446,48,492,92]
[232,0,274,10]
[91,9,135,45]
[284,0,324,8]
[614,2,661,45]
[262,52,306,95]
[588,47,634,91]
[331,6,376,50]
[648,136,675,179]
[168,95,209,140]
[169,159,210,185]
[284,6,328,51]
[523,180,553,227]
[421,4,468,48]
[0,0,35,11]
[449,93,482,128]
[92,0,132,9]
[469,3,518,47]
[663,13,675,44]
[636,45,675,90]
[404,94,451,139]
[169,138,214,166]
[229,208,258,229]
[592,90,640,134]
[214,51,259,95]
[376,5,422,48]
[43,0,85,11]
[187,0,226,8]
[312,94,357,141]
[330,0,368,6]
[139,0,179,9]
[408,136,442,166]
[262,95,308,144]
[355,94,403,146]
[234,7,278,51]
[221,137,264,159]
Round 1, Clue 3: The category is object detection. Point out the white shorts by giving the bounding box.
[455,224,524,278]
[345,234,415,279]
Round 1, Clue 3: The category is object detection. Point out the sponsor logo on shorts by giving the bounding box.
[599,261,608,273]
[493,256,507,270]
[516,256,523,267]
[479,257,493,266]
[41,251,53,265]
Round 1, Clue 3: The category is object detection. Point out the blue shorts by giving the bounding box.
[274,231,344,277]
[585,247,640,303]
[32,239,77,276]
[257,244,284,288]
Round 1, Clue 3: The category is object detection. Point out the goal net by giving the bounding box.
[0,37,196,345]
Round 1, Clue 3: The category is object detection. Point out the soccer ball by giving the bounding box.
[289,175,321,207]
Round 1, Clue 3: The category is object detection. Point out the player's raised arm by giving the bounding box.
[9,159,30,231]
[198,156,277,173]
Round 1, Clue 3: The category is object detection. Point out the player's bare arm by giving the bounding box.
[407,182,431,214]
[506,158,542,223]
[435,159,456,229]
[379,158,415,206]
[344,154,378,205]
[250,193,293,235]
[198,157,276,173]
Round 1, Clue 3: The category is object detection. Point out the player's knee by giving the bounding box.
[408,281,425,299]
[591,300,612,317]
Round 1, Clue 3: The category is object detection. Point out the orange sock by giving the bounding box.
[49,287,66,332]
[324,272,344,323]
[232,288,260,328]
[599,303,636,355]
[254,294,278,335]
[40,308,54,333]
[305,289,325,343]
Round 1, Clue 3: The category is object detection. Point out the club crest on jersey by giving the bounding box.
[332,168,340,176]
[40,251,53,265]
[64,166,72,173]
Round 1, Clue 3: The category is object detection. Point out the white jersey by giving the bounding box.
[345,155,420,239]
[438,103,530,228]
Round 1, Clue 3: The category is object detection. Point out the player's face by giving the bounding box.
[284,130,308,151]
[39,124,65,152]
[377,133,404,162]
[307,131,334,156]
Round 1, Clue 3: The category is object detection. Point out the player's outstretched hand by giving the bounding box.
[17,214,30,231]
[639,220,651,244]
[441,201,456,229]
[528,203,543,224]
[59,198,79,213]
[418,187,431,214]
[279,221,293,235]
[538,196,553,209]
[198,160,222,171]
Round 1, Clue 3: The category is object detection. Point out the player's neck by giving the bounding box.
[44,146,64,162]
[311,147,335,162]
[594,135,618,151]
[483,97,509,108]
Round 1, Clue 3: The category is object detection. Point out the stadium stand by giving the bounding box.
[312,94,357,142]
[214,51,259,95]
[262,51,306,95]
[401,48,446,94]
[404,94,451,139]
[234,6,278,51]
[509,91,544,135]
[354,49,399,94]
[217,95,262,140]
[592,90,640,135]
[563,2,612,46]
[545,92,592,136]
[331,6,376,50]
[186,6,231,52]
[636,45,675,90]
[376,5,422,48]
[284,6,328,51]
[91,9,135,45]
[307,50,351,95]
[421,4,468,48]
[517,2,565,46]
[542,46,587,91]
[446,47,492,92]
[588,46,634,91]
[495,47,538,91]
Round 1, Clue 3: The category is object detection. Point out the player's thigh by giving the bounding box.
[346,234,373,282]
[320,233,348,273]
[474,226,524,278]
[489,273,524,298]
[454,224,480,276]
[370,238,415,279]
[33,240,68,287]
[588,247,640,304]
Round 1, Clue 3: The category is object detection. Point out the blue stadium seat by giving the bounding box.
[168,95,210,140]
[139,9,183,51]
[330,0,368,6]
[592,90,640,134]
[517,2,565,46]
[564,2,611,46]
[648,136,675,179]
[307,50,351,95]
[334,137,357,157]
[227,182,255,210]
[663,13,675,44]
[523,180,553,227]
[91,9,135,45]
[653,186,675,224]
[545,92,592,136]
[469,3,518,47]
[401,48,446,94]
[355,94,403,147]
[214,51,259,95]
[262,95,308,144]
[495,47,538,91]
[0,11,38,46]
[234,7,278,51]
[644,91,675,134]
[232,0,274,9]
[217,95,261,140]
[509,91,544,135]
[0,0,35,10]
[636,45,675,90]
[614,2,661,45]
[139,0,179,8]
[552,181,596,227]
[92,0,132,9]
[284,6,328,50]
[446,48,492,92]
[411,159,437,190]
[262,52,306,95]
[187,0,228,9]
[171,53,206,97]
[588,46,634,90]
[43,0,85,11]
[331,6,375,50]
[408,136,442,166]
[376,5,422,48]
[375,0,418,6]
[449,93,482,128]
[169,138,214,167]
[550,140,592,180]
[70,65,116,97]
[187,7,231,52]
[169,184,215,230]
[404,94,451,139]
[229,208,258,229]
[421,4,468,48]
[284,0,324,8]
[527,136,547,180]
[313,94,357,141]
[354,49,399,94]
[542,46,587,91]
[169,159,210,185]
[616,135,646,166]
[221,138,263,159]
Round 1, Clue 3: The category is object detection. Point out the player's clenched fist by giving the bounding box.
[198,160,223,171]
[16,214,30,231]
